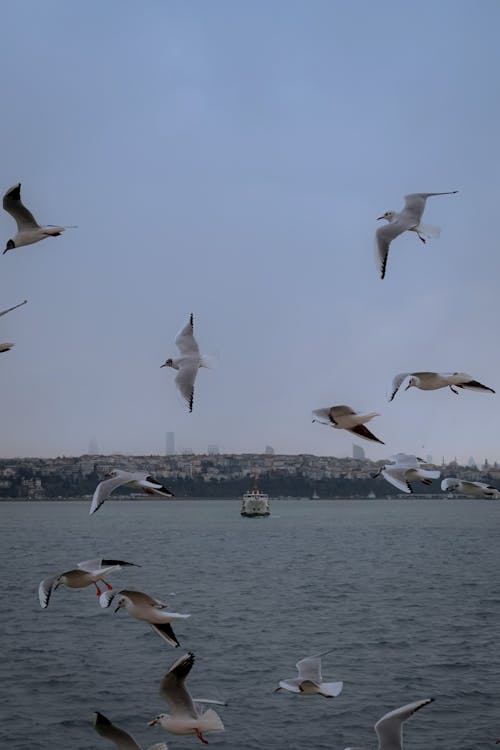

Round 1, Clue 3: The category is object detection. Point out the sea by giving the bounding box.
[1,497,499,750]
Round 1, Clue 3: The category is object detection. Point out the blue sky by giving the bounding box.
[0,1,499,461]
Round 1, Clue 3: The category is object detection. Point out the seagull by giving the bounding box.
[94,711,168,750]
[312,405,384,444]
[275,650,343,698]
[148,652,225,744]
[372,454,440,494]
[99,589,191,648]
[2,183,73,253]
[0,299,27,352]
[389,371,495,401]
[441,477,500,498]
[90,469,174,515]
[375,191,458,279]
[345,697,434,750]
[161,314,210,413]
[38,558,139,608]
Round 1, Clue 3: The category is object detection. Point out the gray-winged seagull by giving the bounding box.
[38,558,139,608]
[161,314,210,413]
[94,711,168,750]
[90,469,174,515]
[0,299,27,352]
[345,697,434,750]
[372,454,440,494]
[275,650,343,698]
[441,477,500,498]
[312,405,384,444]
[2,183,73,253]
[389,371,495,401]
[375,191,457,279]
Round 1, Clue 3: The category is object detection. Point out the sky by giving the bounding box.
[0,0,499,462]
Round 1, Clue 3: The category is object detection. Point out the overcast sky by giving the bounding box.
[0,0,499,462]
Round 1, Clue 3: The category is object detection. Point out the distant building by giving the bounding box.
[207,444,219,455]
[352,444,365,460]
[468,456,477,469]
[265,445,275,455]
[88,436,99,455]
[165,432,175,456]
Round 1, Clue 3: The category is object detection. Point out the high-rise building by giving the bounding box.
[207,444,219,455]
[468,456,477,468]
[165,432,175,455]
[88,436,99,455]
[265,445,275,455]
[352,444,365,460]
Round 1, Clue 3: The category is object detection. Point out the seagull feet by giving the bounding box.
[95,585,102,596]
[195,729,209,745]
[417,233,426,243]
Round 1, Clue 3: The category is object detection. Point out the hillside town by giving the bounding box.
[0,451,498,500]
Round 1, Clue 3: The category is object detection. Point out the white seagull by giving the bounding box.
[275,650,343,698]
[375,191,457,279]
[441,477,500,498]
[38,558,139,608]
[161,314,209,413]
[148,652,225,744]
[0,299,27,353]
[372,454,440,494]
[94,711,168,750]
[99,588,191,648]
[90,469,174,515]
[312,405,384,444]
[389,371,495,401]
[345,697,433,750]
[2,183,73,253]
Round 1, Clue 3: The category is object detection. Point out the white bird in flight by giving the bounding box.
[275,650,343,698]
[344,697,434,750]
[2,183,74,253]
[375,191,458,279]
[90,469,174,515]
[93,711,168,750]
[441,477,500,498]
[372,454,440,494]
[38,558,139,608]
[161,314,210,413]
[312,405,384,444]
[389,370,495,401]
[148,652,225,745]
[0,299,27,353]
[99,588,191,648]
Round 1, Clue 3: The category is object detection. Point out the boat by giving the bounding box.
[240,480,270,517]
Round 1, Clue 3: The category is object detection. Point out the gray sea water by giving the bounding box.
[1,498,499,750]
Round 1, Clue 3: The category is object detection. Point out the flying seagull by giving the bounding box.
[93,711,168,750]
[2,183,74,253]
[275,650,343,698]
[148,652,225,744]
[441,477,500,498]
[375,191,457,279]
[372,454,440,494]
[312,405,384,444]
[389,371,495,401]
[99,588,191,648]
[38,558,139,608]
[0,299,27,353]
[90,469,174,515]
[161,314,210,413]
[345,697,434,750]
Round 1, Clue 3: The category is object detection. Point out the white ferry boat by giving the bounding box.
[240,481,270,517]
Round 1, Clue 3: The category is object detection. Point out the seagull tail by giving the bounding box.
[357,412,379,425]
[199,708,225,733]
[416,222,441,239]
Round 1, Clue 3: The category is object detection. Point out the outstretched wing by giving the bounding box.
[38,575,59,609]
[381,467,412,494]
[175,314,200,356]
[175,361,198,413]
[389,373,410,402]
[90,475,131,514]
[160,651,197,718]
[3,183,39,230]
[348,423,384,444]
[93,711,142,750]
[375,697,434,750]
[0,299,27,319]
[375,221,407,280]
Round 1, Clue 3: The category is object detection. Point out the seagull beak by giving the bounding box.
[274,687,282,693]
[160,363,167,368]
[376,215,384,220]
[114,605,121,613]
[148,719,158,726]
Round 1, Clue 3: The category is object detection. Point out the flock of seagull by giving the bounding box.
[2,180,497,748]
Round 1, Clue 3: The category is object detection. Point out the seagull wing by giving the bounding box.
[296,654,323,685]
[141,475,174,497]
[389,373,410,402]
[90,475,132,515]
[38,575,59,609]
[375,220,407,280]
[175,314,200,356]
[175,361,198,413]
[403,191,457,223]
[381,467,412,494]
[0,299,27,319]
[78,558,137,574]
[93,711,142,750]
[3,183,39,230]
[348,423,384,444]
[159,651,198,718]
[375,697,433,750]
